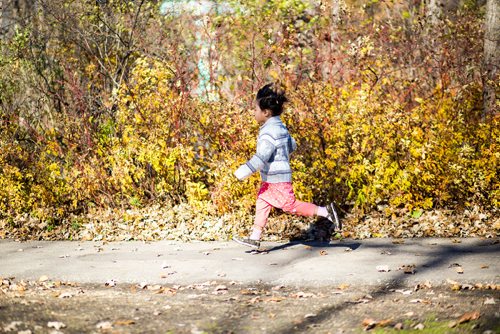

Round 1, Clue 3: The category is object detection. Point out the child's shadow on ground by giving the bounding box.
[247,218,361,253]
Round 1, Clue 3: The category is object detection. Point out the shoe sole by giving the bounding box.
[232,237,260,249]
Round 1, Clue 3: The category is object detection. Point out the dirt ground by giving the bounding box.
[0,278,498,334]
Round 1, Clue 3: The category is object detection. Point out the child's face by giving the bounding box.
[254,101,271,124]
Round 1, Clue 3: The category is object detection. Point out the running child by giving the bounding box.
[233,82,341,249]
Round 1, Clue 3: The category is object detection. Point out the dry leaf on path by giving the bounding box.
[414,323,425,330]
[291,291,315,298]
[114,319,135,326]
[96,321,113,330]
[399,264,416,274]
[362,318,392,331]
[47,321,66,330]
[105,279,117,287]
[458,311,480,324]
[484,297,496,305]
[376,265,390,272]
[3,321,23,332]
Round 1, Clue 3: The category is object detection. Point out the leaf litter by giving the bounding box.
[0,277,497,333]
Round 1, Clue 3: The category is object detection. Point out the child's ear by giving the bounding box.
[263,109,272,117]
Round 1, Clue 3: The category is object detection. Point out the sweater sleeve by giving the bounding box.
[289,135,297,154]
[234,136,276,180]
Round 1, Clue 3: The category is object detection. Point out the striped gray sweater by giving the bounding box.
[234,116,297,183]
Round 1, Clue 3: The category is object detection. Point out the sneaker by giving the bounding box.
[233,236,261,249]
[326,203,342,231]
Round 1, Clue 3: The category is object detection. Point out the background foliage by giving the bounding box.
[0,0,498,240]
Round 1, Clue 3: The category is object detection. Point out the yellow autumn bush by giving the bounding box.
[1,1,498,240]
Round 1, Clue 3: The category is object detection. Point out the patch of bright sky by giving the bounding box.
[159,0,233,16]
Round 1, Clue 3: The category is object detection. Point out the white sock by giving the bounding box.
[317,206,328,218]
[249,227,262,240]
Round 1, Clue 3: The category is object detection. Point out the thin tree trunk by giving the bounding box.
[0,0,3,36]
[483,0,500,117]
[426,0,443,25]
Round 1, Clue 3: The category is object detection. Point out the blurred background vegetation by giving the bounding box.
[0,0,498,240]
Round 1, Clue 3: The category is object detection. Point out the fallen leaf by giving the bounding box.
[47,321,66,330]
[394,323,404,330]
[18,330,31,334]
[319,250,328,256]
[248,297,261,304]
[291,291,315,298]
[157,287,177,295]
[414,281,432,291]
[414,323,425,330]
[114,319,135,326]
[376,265,390,272]
[105,279,116,287]
[362,318,377,330]
[455,266,464,274]
[480,264,489,269]
[58,292,74,299]
[392,239,405,244]
[96,321,113,330]
[39,275,49,282]
[378,319,392,327]
[457,311,480,324]
[484,297,496,305]
[3,321,23,332]
[399,264,416,274]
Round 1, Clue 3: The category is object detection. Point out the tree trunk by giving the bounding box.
[483,0,500,118]
[0,0,3,36]
[426,0,443,25]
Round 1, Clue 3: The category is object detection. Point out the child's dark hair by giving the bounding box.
[256,82,288,116]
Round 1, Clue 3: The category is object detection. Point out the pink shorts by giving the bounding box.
[254,182,317,228]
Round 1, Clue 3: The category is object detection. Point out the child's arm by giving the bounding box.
[289,136,297,154]
[234,137,275,180]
